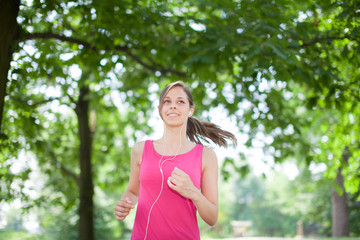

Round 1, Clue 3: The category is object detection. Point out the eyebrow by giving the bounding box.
[164,96,185,99]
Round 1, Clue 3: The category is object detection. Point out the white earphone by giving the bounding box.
[144,112,188,240]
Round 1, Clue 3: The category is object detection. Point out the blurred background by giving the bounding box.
[0,0,359,239]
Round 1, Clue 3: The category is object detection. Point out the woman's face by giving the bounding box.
[159,86,194,126]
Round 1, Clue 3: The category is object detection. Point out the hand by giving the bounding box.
[167,167,200,200]
[114,198,135,221]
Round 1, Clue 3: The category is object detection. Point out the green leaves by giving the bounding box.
[221,156,249,181]
[1,2,360,238]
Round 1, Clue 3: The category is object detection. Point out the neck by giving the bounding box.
[161,123,188,146]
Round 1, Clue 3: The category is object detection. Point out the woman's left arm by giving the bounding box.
[193,147,218,225]
[167,147,218,226]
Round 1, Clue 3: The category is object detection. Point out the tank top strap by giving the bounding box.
[142,140,155,163]
[143,140,152,151]
[194,144,204,154]
[192,144,204,177]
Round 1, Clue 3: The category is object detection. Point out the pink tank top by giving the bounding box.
[131,140,203,240]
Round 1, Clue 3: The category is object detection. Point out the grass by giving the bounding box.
[313,238,360,240]
[0,229,51,240]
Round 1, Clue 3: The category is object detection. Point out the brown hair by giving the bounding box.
[159,81,237,148]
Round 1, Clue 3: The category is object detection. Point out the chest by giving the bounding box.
[140,153,202,189]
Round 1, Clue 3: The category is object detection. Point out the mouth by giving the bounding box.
[167,113,180,117]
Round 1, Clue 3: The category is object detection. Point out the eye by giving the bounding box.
[178,100,185,104]
[163,100,170,104]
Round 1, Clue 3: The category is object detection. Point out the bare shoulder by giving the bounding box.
[131,141,146,164]
[202,146,218,169]
[133,141,145,154]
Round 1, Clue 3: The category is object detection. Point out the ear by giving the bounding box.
[189,106,195,117]
[158,105,163,119]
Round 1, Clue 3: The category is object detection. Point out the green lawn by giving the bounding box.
[0,229,51,240]
[314,238,360,240]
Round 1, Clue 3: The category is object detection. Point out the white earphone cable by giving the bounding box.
[143,114,188,240]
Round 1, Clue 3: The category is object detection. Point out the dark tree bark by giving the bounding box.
[331,151,350,237]
[0,0,20,133]
[75,86,94,240]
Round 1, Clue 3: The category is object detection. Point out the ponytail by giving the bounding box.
[187,116,237,148]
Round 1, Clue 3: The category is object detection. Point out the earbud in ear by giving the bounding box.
[188,111,192,117]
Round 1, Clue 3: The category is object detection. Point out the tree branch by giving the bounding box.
[22,32,97,51]
[21,32,187,77]
[295,35,359,48]
[45,141,80,186]
[11,96,66,108]
[29,97,62,107]
[65,92,76,104]
[116,45,187,77]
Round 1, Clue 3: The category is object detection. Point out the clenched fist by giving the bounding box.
[114,198,135,221]
[167,167,200,200]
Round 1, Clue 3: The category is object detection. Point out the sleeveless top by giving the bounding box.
[131,140,204,240]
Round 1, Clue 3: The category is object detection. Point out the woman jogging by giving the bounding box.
[114,81,237,239]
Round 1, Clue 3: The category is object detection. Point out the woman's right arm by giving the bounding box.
[114,141,144,221]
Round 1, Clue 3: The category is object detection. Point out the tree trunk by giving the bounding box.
[331,165,349,237]
[75,86,94,240]
[0,0,20,133]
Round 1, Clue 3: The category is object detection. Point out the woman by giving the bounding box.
[114,81,237,239]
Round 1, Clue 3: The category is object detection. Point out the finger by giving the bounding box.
[173,167,184,174]
[169,176,182,188]
[172,168,187,178]
[115,215,126,221]
[167,178,177,189]
[115,208,131,220]
[115,206,131,213]
[120,199,135,209]
[168,176,178,186]
[115,213,127,221]
[124,198,132,204]
[115,200,129,208]
[114,204,132,212]
[171,169,182,178]
[116,210,130,217]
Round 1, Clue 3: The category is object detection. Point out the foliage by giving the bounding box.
[1,0,359,238]
[297,169,332,236]
[0,229,51,240]
[228,172,300,237]
[2,207,24,232]
[39,209,78,240]
[225,164,359,237]
[301,176,360,237]
[199,177,234,238]
[4,0,359,196]
[34,200,127,240]
[348,191,360,236]
[285,165,360,237]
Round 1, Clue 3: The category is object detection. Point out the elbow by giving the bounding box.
[207,218,217,226]
[206,213,218,226]
[208,206,219,226]
[208,221,217,227]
